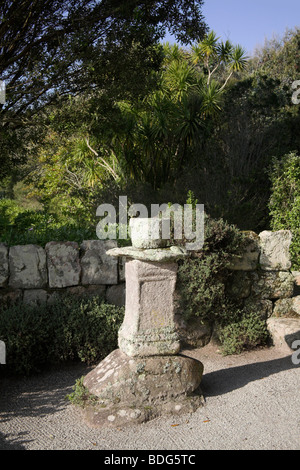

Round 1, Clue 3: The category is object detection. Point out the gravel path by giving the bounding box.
[0,345,299,451]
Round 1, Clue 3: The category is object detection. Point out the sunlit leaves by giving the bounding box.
[191,31,248,87]
[201,80,223,117]
[191,30,220,66]
[29,34,248,197]
[163,59,198,101]
[216,40,234,64]
[229,45,248,72]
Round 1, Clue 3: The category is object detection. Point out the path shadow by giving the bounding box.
[201,354,299,398]
[0,431,30,450]
[0,362,90,420]
[0,362,91,449]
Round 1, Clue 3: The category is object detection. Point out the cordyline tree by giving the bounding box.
[0,0,208,178]
[28,34,248,211]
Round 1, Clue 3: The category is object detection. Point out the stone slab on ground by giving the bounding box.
[82,348,204,428]
[267,317,300,350]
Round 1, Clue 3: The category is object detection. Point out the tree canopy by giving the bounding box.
[0,0,208,121]
[22,34,248,227]
[0,0,208,177]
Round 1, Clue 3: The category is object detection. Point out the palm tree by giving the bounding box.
[163,59,198,101]
[192,30,219,67]
[217,39,234,66]
[220,45,248,90]
[201,80,224,117]
[191,32,248,88]
[93,37,248,189]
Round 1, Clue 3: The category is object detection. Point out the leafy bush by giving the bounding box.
[0,200,97,246]
[217,308,269,356]
[269,152,300,269]
[177,213,245,322]
[176,211,269,354]
[0,295,124,375]
[0,198,26,229]
[67,376,98,407]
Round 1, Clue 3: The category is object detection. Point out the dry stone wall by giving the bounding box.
[227,230,300,350]
[0,230,299,350]
[227,235,295,308]
[0,240,125,308]
[226,231,295,301]
[175,230,300,350]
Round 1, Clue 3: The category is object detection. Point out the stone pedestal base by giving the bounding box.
[118,260,181,357]
[82,349,204,428]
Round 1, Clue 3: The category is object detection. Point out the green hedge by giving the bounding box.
[0,295,124,376]
[269,152,300,270]
[0,199,97,246]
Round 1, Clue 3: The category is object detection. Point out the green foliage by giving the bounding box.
[0,198,97,246]
[67,376,98,407]
[269,152,300,269]
[0,0,208,179]
[2,27,300,239]
[0,296,124,375]
[250,27,300,85]
[177,213,245,322]
[217,308,269,356]
[191,30,248,87]
[0,198,26,227]
[176,208,269,355]
[23,36,245,205]
[179,28,300,232]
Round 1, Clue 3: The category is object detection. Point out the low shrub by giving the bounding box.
[0,197,132,247]
[0,295,124,376]
[269,151,300,270]
[0,198,26,230]
[217,307,269,356]
[176,210,269,355]
[0,203,97,246]
[67,376,98,407]
[177,213,245,322]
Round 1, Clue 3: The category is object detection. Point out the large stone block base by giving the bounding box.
[267,317,300,351]
[82,349,204,428]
